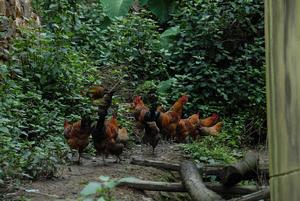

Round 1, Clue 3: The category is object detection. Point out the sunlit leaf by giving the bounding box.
[101,0,134,19]
[80,182,102,196]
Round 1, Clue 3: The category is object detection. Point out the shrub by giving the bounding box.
[164,0,265,112]
[98,11,168,82]
[0,25,98,181]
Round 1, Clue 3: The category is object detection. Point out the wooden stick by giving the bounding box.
[205,183,259,196]
[180,160,224,201]
[108,79,122,94]
[117,178,259,195]
[220,151,259,186]
[229,187,270,201]
[130,157,180,171]
[130,158,268,178]
[118,179,185,192]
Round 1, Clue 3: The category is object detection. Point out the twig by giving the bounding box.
[17,187,62,199]
[229,187,270,201]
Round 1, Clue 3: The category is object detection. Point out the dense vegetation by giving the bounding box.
[0,0,265,185]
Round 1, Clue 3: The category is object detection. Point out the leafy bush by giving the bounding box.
[98,11,168,82]
[0,26,98,181]
[182,120,245,164]
[164,0,265,113]
[80,176,135,201]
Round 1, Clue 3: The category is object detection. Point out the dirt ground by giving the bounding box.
[14,142,190,201]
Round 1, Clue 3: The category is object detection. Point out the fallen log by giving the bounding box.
[130,157,268,179]
[118,179,185,192]
[220,151,259,186]
[180,160,224,201]
[130,157,180,171]
[117,178,259,195]
[229,187,270,201]
[205,183,259,196]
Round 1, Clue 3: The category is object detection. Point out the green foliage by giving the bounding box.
[1,0,266,187]
[165,0,265,116]
[79,176,136,201]
[183,139,238,164]
[147,0,177,22]
[98,12,168,82]
[0,25,98,182]
[183,116,250,164]
[101,0,134,19]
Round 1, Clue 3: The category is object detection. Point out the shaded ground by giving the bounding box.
[16,142,190,201]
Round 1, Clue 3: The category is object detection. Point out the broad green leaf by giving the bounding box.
[118,177,138,183]
[158,78,176,93]
[101,0,134,19]
[139,0,148,6]
[83,198,94,201]
[97,197,106,201]
[99,175,110,182]
[160,26,180,38]
[147,0,177,22]
[0,127,9,134]
[104,180,117,189]
[80,182,102,196]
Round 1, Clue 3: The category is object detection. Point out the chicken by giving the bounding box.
[91,118,107,163]
[103,114,125,163]
[104,114,119,143]
[106,143,124,163]
[156,95,188,140]
[117,127,129,145]
[132,96,149,130]
[92,115,124,164]
[199,113,219,127]
[198,122,224,136]
[176,113,200,142]
[92,91,115,164]
[63,116,92,164]
[156,104,166,112]
[143,121,160,154]
[134,93,162,154]
[168,95,188,117]
[88,85,107,100]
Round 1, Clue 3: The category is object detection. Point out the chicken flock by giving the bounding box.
[63,85,223,165]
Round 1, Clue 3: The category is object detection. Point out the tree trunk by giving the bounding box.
[117,178,259,195]
[131,157,180,171]
[130,157,268,179]
[229,187,270,201]
[180,160,224,201]
[220,151,259,186]
[118,178,185,192]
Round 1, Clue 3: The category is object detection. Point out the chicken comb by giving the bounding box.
[64,120,70,127]
[180,95,188,104]
[133,96,141,103]
[112,112,118,118]
[212,113,219,119]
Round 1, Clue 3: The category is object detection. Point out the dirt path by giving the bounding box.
[19,142,190,201]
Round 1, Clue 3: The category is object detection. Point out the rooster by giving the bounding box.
[106,143,124,163]
[63,116,92,164]
[132,96,149,130]
[133,93,161,154]
[198,122,223,136]
[156,95,188,140]
[91,117,107,164]
[143,121,160,154]
[117,127,129,145]
[87,85,107,100]
[176,113,200,142]
[92,91,115,164]
[199,113,219,127]
[104,114,125,163]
